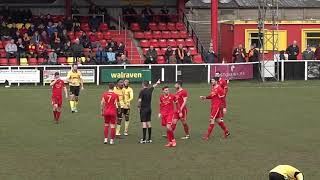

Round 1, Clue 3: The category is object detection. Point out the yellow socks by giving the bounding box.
[116,125,121,135]
[69,100,75,111]
[124,121,130,133]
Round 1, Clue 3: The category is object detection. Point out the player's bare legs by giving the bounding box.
[203,118,215,140]
[52,103,59,123]
[165,123,176,147]
[216,118,230,138]
[180,118,190,139]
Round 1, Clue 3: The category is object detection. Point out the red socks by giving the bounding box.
[104,126,109,138]
[110,128,116,140]
[53,111,61,122]
[207,124,215,137]
[167,130,175,142]
[171,124,177,132]
[183,124,189,135]
[56,111,61,121]
[218,121,228,132]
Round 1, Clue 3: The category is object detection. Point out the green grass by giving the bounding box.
[1,81,320,180]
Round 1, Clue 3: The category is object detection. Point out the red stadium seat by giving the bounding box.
[140,40,150,48]
[158,23,167,31]
[142,48,149,55]
[148,22,158,31]
[176,39,186,47]
[161,48,167,55]
[67,32,75,40]
[0,41,3,49]
[96,32,103,40]
[149,39,159,47]
[99,23,109,32]
[189,47,198,55]
[0,58,8,66]
[75,31,83,38]
[28,58,38,65]
[176,22,185,31]
[158,39,167,48]
[57,57,67,64]
[130,23,140,31]
[185,38,195,47]
[179,31,188,39]
[161,31,171,39]
[38,58,45,64]
[193,54,203,63]
[144,31,153,39]
[103,32,111,39]
[155,48,162,55]
[152,31,162,39]
[167,22,176,31]
[89,34,98,42]
[80,23,90,32]
[134,32,144,39]
[8,58,18,66]
[157,56,166,64]
[171,31,180,39]
[100,39,107,48]
[167,39,177,47]
[3,40,10,47]
[0,49,6,57]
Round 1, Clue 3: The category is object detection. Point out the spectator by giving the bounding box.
[5,39,18,59]
[232,44,246,63]
[107,39,118,51]
[28,43,37,57]
[83,56,96,65]
[175,44,186,64]
[79,32,91,48]
[30,31,40,44]
[119,54,129,65]
[47,49,58,65]
[89,30,99,48]
[279,50,288,60]
[248,44,260,62]
[88,4,99,14]
[62,40,72,57]
[106,47,116,64]
[164,46,173,64]
[89,14,101,31]
[144,46,157,64]
[184,51,193,64]
[46,21,57,37]
[141,6,154,21]
[12,30,21,42]
[160,6,170,22]
[61,29,70,44]
[302,46,315,60]
[41,30,50,45]
[19,25,28,35]
[286,40,299,60]
[27,24,36,36]
[314,45,320,60]
[96,46,108,64]
[116,42,125,56]
[71,39,84,62]
[205,46,217,63]
[64,16,73,31]
[56,21,65,34]
[16,38,26,58]
[0,22,11,40]
[9,23,18,38]
[139,14,149,31]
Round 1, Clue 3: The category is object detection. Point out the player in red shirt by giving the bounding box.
[159,86,179,147]
[101,83,119,145]
[50,72,68,123]
[172,81,190,139]
[215,71,228,116]
[200,77,230,140]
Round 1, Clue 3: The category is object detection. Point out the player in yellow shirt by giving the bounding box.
[113,79,125,136]
[123,79,134,136]
[67,64,84,113]
[269,165,303,180]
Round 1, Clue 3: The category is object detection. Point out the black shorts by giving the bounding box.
[70,86,80,96]
[269,172,285,180]
[123,108,130,116]
[140,108,152,122]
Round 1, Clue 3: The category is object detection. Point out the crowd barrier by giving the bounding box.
[1,60,320,86]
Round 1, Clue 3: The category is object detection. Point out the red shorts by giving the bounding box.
[161,113,174,126]
[173,108,188,120]
[51,96,62,107]
[210,107,223,119]
[104,115,116,124]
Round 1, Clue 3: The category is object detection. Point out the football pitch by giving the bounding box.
[1,81,320,180]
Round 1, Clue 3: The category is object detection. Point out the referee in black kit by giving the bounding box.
[137,79,161,143]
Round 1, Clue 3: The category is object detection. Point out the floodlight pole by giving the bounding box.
[211,0,218,52]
